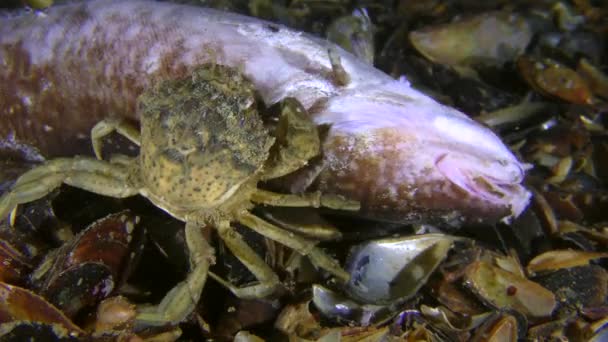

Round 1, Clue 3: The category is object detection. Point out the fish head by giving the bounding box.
[312,80,531,225]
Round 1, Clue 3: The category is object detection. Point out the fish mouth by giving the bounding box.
[435,153,531,219]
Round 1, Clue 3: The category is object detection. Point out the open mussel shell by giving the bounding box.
[344,234,456,305]
[34,211,143,318]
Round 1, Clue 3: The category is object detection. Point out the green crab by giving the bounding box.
[0,64,358,326]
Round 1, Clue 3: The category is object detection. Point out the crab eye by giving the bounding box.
[158,108,174,127]
[238,97,255,110]
[163,148,185,163]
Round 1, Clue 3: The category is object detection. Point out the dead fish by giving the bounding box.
[0,0,530,225]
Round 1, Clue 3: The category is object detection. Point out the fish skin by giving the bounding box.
[0,0,530,225]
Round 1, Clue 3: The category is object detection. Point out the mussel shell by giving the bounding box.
[344,234,454,305]
[35,211,142,318]
[0,281,82,334]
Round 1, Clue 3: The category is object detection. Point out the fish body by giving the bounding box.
[0,0,530,224]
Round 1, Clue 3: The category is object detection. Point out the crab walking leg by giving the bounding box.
[91,118,142,159]
[13,157,128,187]
[136,221,214,326]
[208,221,281,298]
[237,211,350,282]
[0,158,136,219]
[0,175,66,224]
[251,189,360,211]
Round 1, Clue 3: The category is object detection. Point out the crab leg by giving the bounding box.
[136,221,214,326]
[251,189,360,211]
[237,211,349,282]
[0,157,137,220]
[91,118,142,159]
[208,220,281,299]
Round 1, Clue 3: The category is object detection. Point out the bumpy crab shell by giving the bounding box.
[0,0,530,225]
[137,65,274,208]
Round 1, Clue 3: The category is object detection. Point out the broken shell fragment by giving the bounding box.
[526,318,571,340]
[409,11,533,67]
[534,265,608,311]
[288,288,397,340]
[435,276,487,317]
[470,313,519,342]
[420,305,492,333]
[311,285,393,326]
[517,56,594,105]
[527,249,608,275]
[94,296,137,334]
[464,261,557,319]
[326,8,375,65]
[578,58,608,99]
[274,300,322,339]
[345,234,455,305]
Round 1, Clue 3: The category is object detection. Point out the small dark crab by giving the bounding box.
[0,64,359,326]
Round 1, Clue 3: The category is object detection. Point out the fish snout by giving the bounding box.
[435,153,531,220]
